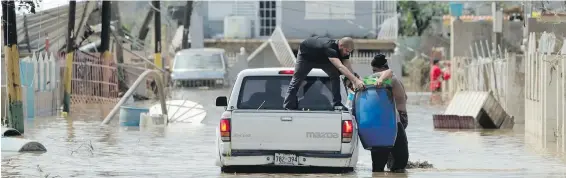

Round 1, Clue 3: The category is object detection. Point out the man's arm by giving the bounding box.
[326,49,358,81]
[342,58,355,74]
[391,77,407,102]
[391,76,408,112]
[342,59,360,78]
[329,58,358,81]
[378,69,393,81]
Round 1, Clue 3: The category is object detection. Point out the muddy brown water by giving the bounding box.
[2,88,566,178]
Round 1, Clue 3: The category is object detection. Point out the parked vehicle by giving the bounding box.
[170,48,229,87]
[214,67,359,173]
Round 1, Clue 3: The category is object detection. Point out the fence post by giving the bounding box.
[526,32,534,135]
[63,0,77,114]
[2,0,25,133]
[562,54,566,151]
[19,57,34,119]
[49,53,57,116]
[40,53,46,92]
[538,33,545,143]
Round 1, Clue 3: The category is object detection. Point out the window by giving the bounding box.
[237,76,343,110]
[259,1,277,36]
[305,1,355,20]
[173,53,224,70]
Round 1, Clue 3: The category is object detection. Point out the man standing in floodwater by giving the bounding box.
[369,54,409,173]
[283,36,393,110]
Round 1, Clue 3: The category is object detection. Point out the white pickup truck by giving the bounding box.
[214,68,359,172]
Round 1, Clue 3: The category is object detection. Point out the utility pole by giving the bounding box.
[63,0,76,114]
[22,15,31,53]
[138,10,155,47]
[152,1,162,70]
[2,0,25,132]
[111,1,128,92]
[492,2,503,57]
[99,1,111,98]
[181,1,193,49]
[100,1,111,57]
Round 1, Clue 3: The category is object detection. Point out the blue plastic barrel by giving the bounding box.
[353,86,398,150]
[119,106,149,127]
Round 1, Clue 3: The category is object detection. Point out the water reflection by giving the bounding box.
[66,116,75,142]
[525,129,566,162]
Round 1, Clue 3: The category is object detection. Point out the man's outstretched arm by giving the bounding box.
[378,69,393,81]
[342,59,355,74]
[329,58,358,81]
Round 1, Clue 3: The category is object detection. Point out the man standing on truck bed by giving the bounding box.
[283,36,393,110]
[369,54,409,173]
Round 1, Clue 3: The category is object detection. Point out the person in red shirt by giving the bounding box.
[429,59,443,92]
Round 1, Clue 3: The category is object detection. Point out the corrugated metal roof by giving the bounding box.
[15,1,94,53]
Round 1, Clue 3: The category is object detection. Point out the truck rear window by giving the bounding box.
[237,76,343,110]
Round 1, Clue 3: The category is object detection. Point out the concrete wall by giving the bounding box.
[248,46,280,69]
[451,19,566,59]
[527,18,566,34]
[450,20,523,58]
[450,20,497,57]
[505,54,525,124]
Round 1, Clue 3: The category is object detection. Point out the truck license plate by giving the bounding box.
[274,153,298,166]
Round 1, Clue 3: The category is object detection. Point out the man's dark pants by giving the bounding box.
[283,55,342,110]
[371,111,409,172]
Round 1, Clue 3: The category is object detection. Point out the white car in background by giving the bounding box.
[214,68,359,173]
[170,48,229,87]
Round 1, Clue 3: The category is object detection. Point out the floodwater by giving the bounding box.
[2,88,566,178]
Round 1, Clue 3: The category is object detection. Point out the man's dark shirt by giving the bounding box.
[298,36,350,64]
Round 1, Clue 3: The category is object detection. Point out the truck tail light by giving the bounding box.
[342,120,353,143]
[220,111,231,142]
[278,70,294,75]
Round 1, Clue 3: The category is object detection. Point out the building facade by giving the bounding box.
[198,1,397,40]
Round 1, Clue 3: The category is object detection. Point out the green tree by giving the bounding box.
[398,1,448,36]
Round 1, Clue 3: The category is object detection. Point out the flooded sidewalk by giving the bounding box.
[2,90,566,178]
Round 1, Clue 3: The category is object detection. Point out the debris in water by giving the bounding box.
[406,160,434,169]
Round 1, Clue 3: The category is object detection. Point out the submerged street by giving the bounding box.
[2,88,566,178]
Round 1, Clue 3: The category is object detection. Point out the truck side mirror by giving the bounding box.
[216,96,228,107]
